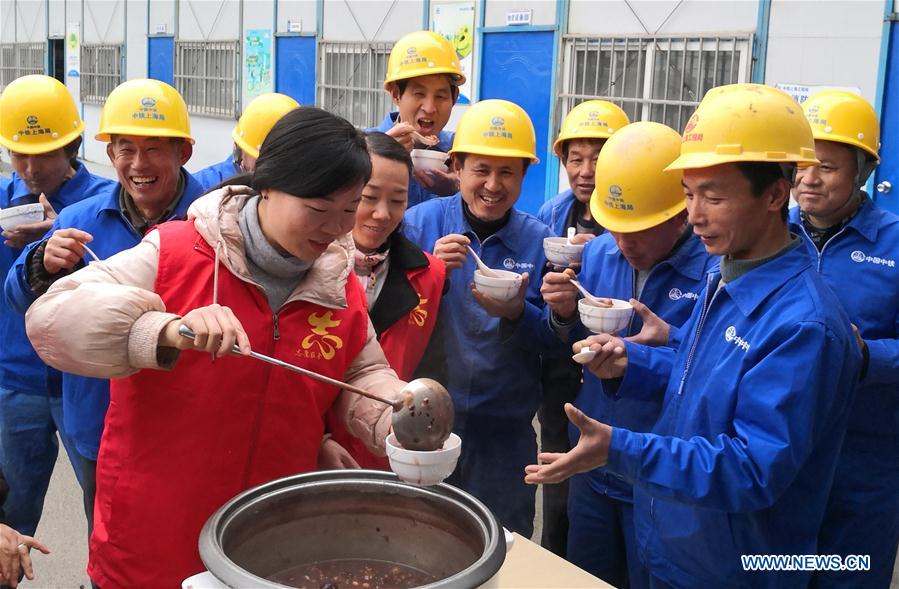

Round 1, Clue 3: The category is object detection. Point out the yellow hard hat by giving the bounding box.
[591,122,685,233]
[666,83,818,171]
[384,30,465,89]
[449,99,538,162]
[95,78,194,143]
[802,90,879,162]
[553,100,630,157]
[0,75,84,155]
[232,93,300,158]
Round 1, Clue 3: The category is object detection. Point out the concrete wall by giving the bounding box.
[764,0,884,104]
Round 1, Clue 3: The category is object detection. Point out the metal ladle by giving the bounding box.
[178,325,454,451]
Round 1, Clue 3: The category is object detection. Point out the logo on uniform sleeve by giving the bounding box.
[668,287,699,301]
[724,325,750,352]
[299,311,344,360]
[409,293,429,327]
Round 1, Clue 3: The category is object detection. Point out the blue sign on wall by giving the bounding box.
[479,30,554,216]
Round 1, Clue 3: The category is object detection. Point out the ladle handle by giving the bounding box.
[178,325,401,410]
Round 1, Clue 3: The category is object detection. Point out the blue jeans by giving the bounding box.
[567,473,649,589]
[0,387,83,536]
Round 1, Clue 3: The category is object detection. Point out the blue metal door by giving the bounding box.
[275,36,316,106]
[875,22,899,214]
[148,36,174,86]
[479,30,554,216]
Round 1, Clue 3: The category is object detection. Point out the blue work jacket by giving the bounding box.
[372,112,454,209]
[789,200,899,437]
[403,194,560,423]
[605,243,860,587]
[192,155,239,192]
[0,163,115,394]
[4,170,205,460]
[537,189,583,237]
[571,230,717,502]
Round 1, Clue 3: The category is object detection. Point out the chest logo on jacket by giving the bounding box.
[299,312,344,360]
[851,249,896,267]
[409,293,429,327]
[669,287,699,302]
[724,325,751,352]
[503,258,535,271]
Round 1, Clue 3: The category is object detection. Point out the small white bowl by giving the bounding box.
[411,149,449,173]
[578,297,633,334]
[473,269,522,302]
[385,432,462,486]
[0,203,44,231]
[543,237,584,267]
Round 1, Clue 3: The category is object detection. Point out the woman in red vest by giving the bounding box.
[324,132,446,470]
[25,108,411,589]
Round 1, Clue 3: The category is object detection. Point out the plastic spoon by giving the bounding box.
[466,245,500,278]
[178,325,454,451]
[567,226,576,245]
[82,243,100,263]
[572,348,597,364]
[569,278,612,307]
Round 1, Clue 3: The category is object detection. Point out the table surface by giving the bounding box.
[486,533,616,588]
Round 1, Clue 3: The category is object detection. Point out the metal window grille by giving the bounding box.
[0,42,46,89]
[318,41,394,128]
[81,44,122,105]
[174,40,239,119]
[558,34,753,134]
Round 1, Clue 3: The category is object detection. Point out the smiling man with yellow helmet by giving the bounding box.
[372,30,466,206]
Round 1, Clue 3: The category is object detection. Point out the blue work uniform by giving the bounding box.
[789,200,899,588]
[565,229,716,588]
[191,155,239,192]
[372,112,454,209]
[605,242,860,588]
[537,189,581,237]
[5,171,205,467]
[535,187,605,557]
[403,194,559,536]
[0,163,115,536]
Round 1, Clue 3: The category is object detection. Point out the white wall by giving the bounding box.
[323,0,423,41]
[13,0,46,42]
[82,0,125,43]
[49,0,67,37]
[484,0,556,27]
[568,0,757,35]
[126,0,149,78]
[178,0,241,41]
[765,0,883,103]
[275,0,316,34]
[149,0,175,36]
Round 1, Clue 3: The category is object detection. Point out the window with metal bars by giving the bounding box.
[0,43,46,89]
[557,34,753,135]
[317,41,394,128]
[81,44,122,105]
[174,40,239,119]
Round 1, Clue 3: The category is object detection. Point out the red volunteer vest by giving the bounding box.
[329,253,445,469]
[88,220,370,589]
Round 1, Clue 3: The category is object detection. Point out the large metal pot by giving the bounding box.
[194,470,507,588]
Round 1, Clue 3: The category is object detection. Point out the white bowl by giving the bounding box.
[0,203,44,231]
[473,269,522,302]
[385,432,462,486]
[543,237,584,267]
[578,297,634,334]
[411,149,449,173]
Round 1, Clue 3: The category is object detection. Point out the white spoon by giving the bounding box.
[467,245,500,278]
[572,348,597,364]
[82,243,100,263]
[567,226,576,245]
[569,278,611,307]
